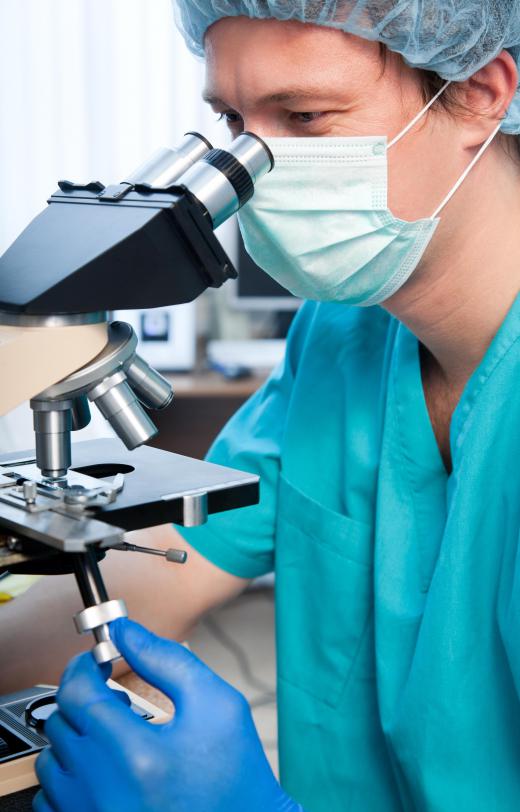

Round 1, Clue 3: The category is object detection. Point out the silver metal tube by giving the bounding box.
[71,395,91,431]
[177,162,239,228]
[125,355,174,410]
[176,132,273,228]
[88,371,158,449]
[73,552,126,664]
[31,401,72,479]
[124,132,213,188]
[227,132,274,183]
[183,492,208,527]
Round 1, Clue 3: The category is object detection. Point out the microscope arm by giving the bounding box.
[0,321,108,417]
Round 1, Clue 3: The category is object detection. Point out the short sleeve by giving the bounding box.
[177,302,315,579]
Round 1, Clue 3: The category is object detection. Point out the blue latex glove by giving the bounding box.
[33,618,305,812]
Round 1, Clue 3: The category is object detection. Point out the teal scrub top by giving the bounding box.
[180,295,520,812]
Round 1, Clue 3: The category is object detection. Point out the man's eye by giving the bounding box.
[293,112,325,123]
[217,111,243,125]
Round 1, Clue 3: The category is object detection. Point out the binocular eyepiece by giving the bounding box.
[125,131,274,228]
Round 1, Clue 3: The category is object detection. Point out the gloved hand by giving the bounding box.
[33,618,305,812]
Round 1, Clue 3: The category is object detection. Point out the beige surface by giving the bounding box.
[0,753,38,797]
[0,322,108,416]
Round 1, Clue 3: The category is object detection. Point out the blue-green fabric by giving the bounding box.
[180,295,520,811]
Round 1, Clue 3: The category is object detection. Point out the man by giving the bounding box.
[33,2,520,809]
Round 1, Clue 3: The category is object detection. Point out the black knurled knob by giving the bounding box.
[203,149,255,205]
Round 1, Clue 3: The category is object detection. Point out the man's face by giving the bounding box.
[203,17,462,223]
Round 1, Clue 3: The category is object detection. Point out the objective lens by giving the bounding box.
[124,132,213,188]
[71,395,91,431]
[176,132,274,229]
[125,355,174,410]
[88,371,158,450]
[31,400,73,479]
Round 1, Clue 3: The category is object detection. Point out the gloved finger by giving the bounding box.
[57,651,136,735]
[112,688,132,708]
[44,710,81,773]
[98,660,112,682]
[34,748,76,812]
[33,789,58,812]
[110,617,225,712]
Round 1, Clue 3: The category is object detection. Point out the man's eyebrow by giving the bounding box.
[202,87,339,106]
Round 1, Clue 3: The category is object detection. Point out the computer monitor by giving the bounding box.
[232,225,300,311]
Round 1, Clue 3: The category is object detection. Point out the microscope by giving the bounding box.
[0,131,273,806]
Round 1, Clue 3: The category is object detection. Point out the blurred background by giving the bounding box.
[0,0,283,770]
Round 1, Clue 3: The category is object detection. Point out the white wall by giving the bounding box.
[0,0,235,252]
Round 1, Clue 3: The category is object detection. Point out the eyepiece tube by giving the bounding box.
[176,132,274,229]
[229,131,274,182]
[124,132,213,188]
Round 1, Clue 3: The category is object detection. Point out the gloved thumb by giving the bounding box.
[110,618,220,711]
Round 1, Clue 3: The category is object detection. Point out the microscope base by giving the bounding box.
[0,682,170,807]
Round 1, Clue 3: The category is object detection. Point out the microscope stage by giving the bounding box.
[0,439,259,548]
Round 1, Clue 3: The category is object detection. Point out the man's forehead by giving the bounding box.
[202,85,347,106]
[202,21,383,109]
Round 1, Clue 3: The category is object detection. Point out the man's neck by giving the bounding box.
[383,150,520,393]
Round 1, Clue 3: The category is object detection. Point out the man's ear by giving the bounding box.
[455,49,518,146]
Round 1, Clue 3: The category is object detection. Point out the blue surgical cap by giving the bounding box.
[173,0,520,134]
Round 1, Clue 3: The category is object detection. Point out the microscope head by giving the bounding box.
[0,132,273,316]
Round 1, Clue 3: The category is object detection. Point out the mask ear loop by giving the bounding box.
[430,121,502,219]
[387,80,451,149]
